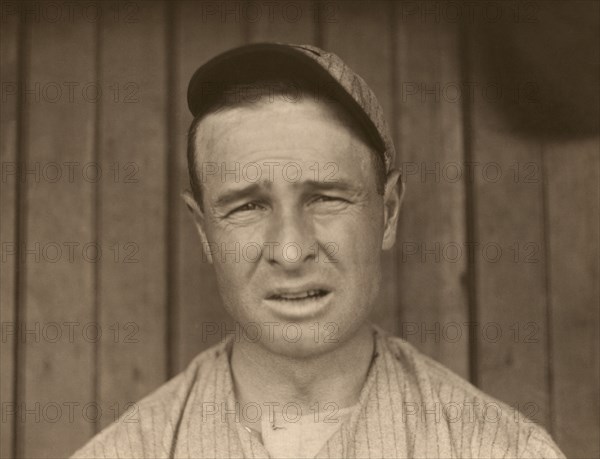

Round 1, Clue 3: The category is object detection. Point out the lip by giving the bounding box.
[263,283,333,320]
[266,283,333,298]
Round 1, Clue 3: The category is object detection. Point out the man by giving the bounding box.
[72,43,564,458]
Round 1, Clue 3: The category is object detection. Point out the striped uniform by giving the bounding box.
[71,325,565,458]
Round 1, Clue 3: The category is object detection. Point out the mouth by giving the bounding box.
[267,289,329,301]
[264,286,333,319]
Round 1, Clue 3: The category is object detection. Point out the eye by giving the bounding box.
[312,195,347,204]
[227,201,264,216]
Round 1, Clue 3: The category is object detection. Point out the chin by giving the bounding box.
[256,313,372,360]
[260,333,342,360]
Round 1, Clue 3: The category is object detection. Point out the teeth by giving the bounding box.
[276,289,324,300]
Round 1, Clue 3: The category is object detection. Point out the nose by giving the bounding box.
[264,206,316,269]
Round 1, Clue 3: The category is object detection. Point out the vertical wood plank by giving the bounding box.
[468,37,550,427]
[172,0,245,372]
[394,11,469,377]
[322,0,401,336]
[0,11,19,459]
[247,0,315,44]
[96,1,168,430]
[545,138,600,458]
[20,17,96,458]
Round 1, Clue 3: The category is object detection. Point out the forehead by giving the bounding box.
[193,97,375,172]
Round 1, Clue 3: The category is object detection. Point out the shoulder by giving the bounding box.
[377,330,565,458]
[70,341,228,458]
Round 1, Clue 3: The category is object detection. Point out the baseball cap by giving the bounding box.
[187,42,396,172]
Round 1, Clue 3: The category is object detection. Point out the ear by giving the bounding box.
[382,169,405,250]
[181,189,214,264]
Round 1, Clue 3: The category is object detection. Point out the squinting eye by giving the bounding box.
[229,202,263,215]
[313,195,346,204]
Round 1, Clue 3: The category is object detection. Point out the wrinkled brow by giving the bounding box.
[296,180,360,193]
[211,177,362,208]
[212,183,270,208]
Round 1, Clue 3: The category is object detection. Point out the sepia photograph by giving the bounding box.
[1,1,598,458]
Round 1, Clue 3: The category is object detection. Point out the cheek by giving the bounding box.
[319,206,384,265]
[204,216,264,263]
[210,257,259,325]
[202,225,253,296]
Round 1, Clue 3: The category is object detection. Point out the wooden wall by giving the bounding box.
[1,1,598,458]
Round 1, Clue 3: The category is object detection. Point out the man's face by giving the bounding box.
[187,96,401,358]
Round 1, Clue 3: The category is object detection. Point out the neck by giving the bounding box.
[230,322,375,429]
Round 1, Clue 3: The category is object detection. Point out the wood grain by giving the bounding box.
[171,1,245,372]
[467,37,550,428]
[96,1,168,430]
[544,137,600,458]
[0,12,19,459]
[19,18,96,458]
[247,0,315,44]
[394,10,469,378]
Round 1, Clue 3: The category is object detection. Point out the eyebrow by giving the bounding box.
[211,178,360,208]
[212,183,269,208]
[297,179,359,194]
